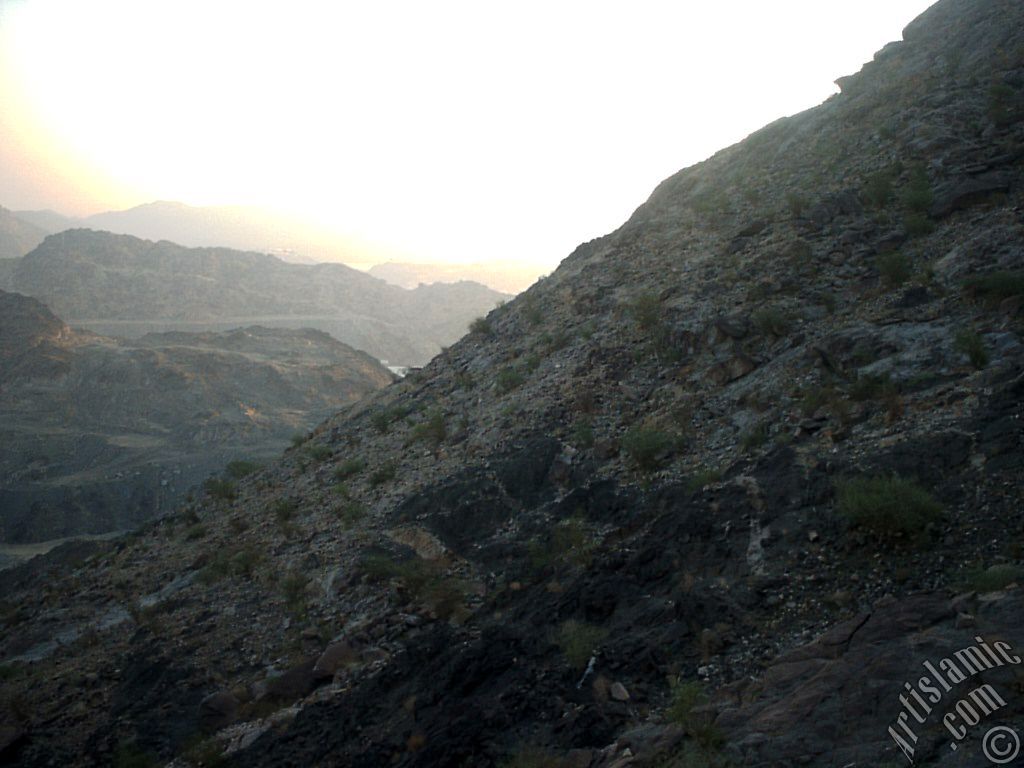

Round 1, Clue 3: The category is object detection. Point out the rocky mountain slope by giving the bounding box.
[1,230,508,366]
[2,0,1024,765]
[370,260,546,294]
[0,291,394,544]
[0,207,46,260]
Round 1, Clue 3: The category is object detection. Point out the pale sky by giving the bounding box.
[0,0,936,269]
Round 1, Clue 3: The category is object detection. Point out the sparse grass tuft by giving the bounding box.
[225,460,260,479]
[204,478,236,502]
[470,316,493,336]
[409,409,446,448]
[622,427,675,472]
[875,252,912,287]
[627,292,662,331]
[751,306,792,337]
[963,271,1024,304]
[964,564,1024,593]
[836,475,943,538]
[496,368,525,394]
[369,461,397,487]
[954,328,989,369]
[334,458,366,481]
[554,620,608,670]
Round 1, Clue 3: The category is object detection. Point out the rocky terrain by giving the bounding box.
[0,230,508,367]
[2,0,1024,765]
[0,290,394,544]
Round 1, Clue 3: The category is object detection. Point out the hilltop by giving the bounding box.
[1,230,508,366]
[1,0,1023,765]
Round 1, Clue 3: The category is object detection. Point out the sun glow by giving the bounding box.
[1,0,936,267]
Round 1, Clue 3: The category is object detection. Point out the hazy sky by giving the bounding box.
[1,0,935,268]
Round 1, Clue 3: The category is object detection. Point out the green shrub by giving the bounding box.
[965,564,1024,593]
[225,460,260,479]
[622,427,675,472]
[307,444,333,462]
[740,423,769,453]
[863,168,897,208]
[498,747,569,768]
[785,191,808,217]
[848,373,895,402]
[522,300,544,327]
[751,306,792,337]
[369,461,397,487]
[963,271,1024,304]
[184,524,207,541]
[666,680,723,751]
[901,164,933,213]
[290,433,306,448]
[281,571,310,615]
[627,292,662,330]
[554,620,608,670]
[112,743,159,768]
[686,468,722,492]
[875,252,912,287]
[954,328,989,369]
[334,458,366,481]
[204,478,236,502]
[836,475,943,538]
[572,419,594,449]
[409,409,446,448]
[337,501,366,529]
[496,368,525,393]
[470,316,493,336]
[903,212,934,238]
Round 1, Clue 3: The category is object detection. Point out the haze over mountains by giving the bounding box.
[1,0,1023,766]
[0,229,508,367]
[0,289,394,545]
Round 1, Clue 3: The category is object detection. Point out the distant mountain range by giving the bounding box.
[0,289,395,543]
[1,229,508,366]
[12,201,369,264]
[369,260,547,294]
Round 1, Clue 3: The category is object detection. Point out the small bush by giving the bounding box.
[622,427,675,472]
[470,316,493,336]
[963,271,1024,304]
[112,743,159,768]
[369,461,397,487]
[307,444,333,462]
[965,564,1024,593]
[334,458,366,481]
[901,164,933,213]
[686,468,722,493]
[785,191,808,217]
[337,501,367,529]
[281,571,310,615]
[204,478,236,502]
[863,168,897,208]
[290,433,306,448]
[184,524,207,541]
[740,423,769,453]
[572,420,594,449]
[409,409,446,448]
[554,620,608,670]
[667,680,723,751]
[225,460,260,479]
[272,498,298,523]
[875,252,912,287]
[627,292,662,331]
[496,368,525,393]
[954,328,989,369]
[836,475,943,538]
[751,306,792,337]
[903,212,934,239]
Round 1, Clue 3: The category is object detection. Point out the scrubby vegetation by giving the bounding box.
[836,475,943,538]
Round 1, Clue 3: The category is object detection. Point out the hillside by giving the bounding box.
[0,291,394,544]
[1,0,1023,766]
[0,206,46,260]
[2,230,508,366]
[369,261,547,294]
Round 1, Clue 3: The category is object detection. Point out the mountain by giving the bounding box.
[10,209,80,235]
[3,230,508,366]
[0,206,47,260]
[81,201,368,264]
[369,261,548,294]
[0,290,395,544]
[2,0,1024,765]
